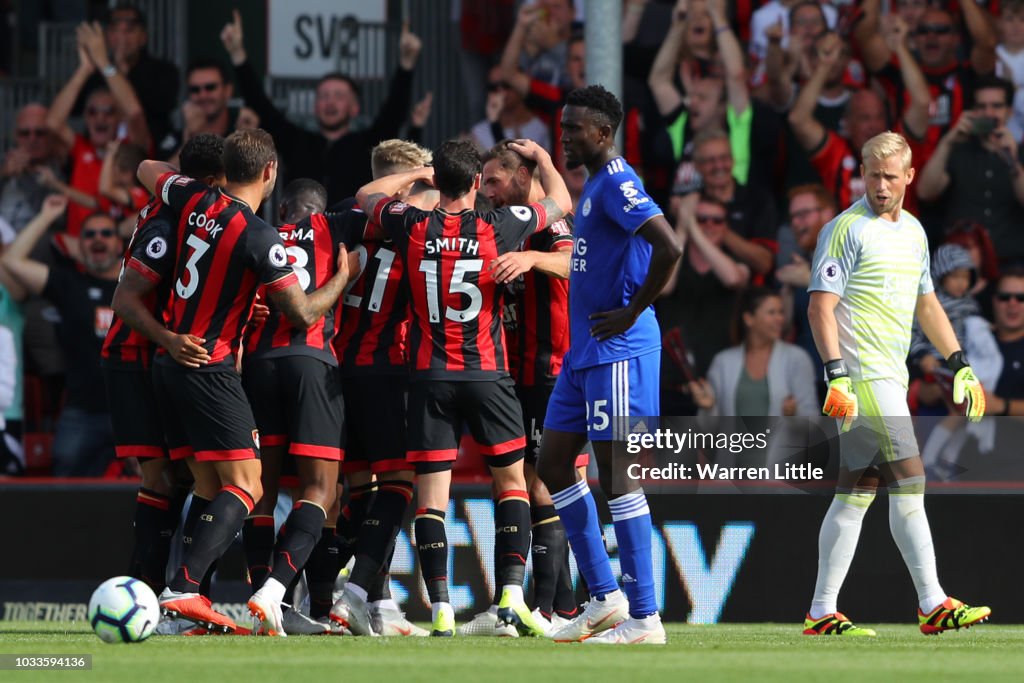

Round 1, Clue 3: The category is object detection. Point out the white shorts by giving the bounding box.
[839,378,919,471]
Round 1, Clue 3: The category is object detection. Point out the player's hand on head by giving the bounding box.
[508,139,547,162]
[588,306,640,341]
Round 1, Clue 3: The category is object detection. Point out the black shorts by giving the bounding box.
[342,374,409,475]
[104,366,167,460]
[409,377,525,474]
[152,363,259,462]
[242,355,345,461]
[516,383,590,468]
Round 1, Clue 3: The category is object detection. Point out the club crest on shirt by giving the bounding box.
[388,202,410,214]
[581,198,592,216]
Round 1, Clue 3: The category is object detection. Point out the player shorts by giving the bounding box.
[152,363,260,462]
[516,383,590,468]
[342,374,409,475]
[242,356,345,461]
[103,366,167,460]
[545,351,660,441]
[838,378,919,471]
[409,376,525,474]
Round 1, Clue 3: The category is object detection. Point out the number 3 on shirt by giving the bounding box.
[176,234,210,299]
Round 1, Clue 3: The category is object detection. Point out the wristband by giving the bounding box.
[101,63,118,79]
[824,359,849,381]
[946,350,969,373]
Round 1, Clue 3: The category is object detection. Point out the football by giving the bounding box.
[87,576,160,643]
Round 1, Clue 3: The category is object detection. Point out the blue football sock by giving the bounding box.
[551,478,617,598]
[608,489,657,618]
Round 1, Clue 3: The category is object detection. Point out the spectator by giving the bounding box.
[774,183,836,390]
[0,104,63,235]
[749,0,838,65]
[1,196,121,477]
[98,140,149,236]
[46,21,150,235]
[856,2,997,158]
[788,28,930,211]
[81,3,180,152]
[675,129,776,278]
[657,193,748,414]
[987,266,1024,415]
[647,0,774,205]
[917,76,1024,261]
[220,10,421,203]
[997,2,1024,141]
[471,67,551,152]
[457,0,516,128]
[944,219,1001,309]
[691,286,817,417]
[509,0,576,94]
[162,59,241,161]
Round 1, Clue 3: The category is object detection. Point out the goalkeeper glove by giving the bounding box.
[822,359,857,433]
[947,351,985,422]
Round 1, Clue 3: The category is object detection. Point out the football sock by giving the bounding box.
[809,491,875,619]
[337,483,374,567]
[608,489,657,618]
[304,525,338,619]
[242,515,275,592]
[169,486,254,593]
[131,488,173,591]
[495,490,530,593]
[368,543,397,603]
[551,478,617,599]
[268,500,326,589]
[888,479,946,613]
[414,508,449,604]
[553,545,579,618]
[530,504,563,615]
[349,480,413,591]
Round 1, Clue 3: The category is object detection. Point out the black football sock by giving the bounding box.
[552,528,579,618]
[268,500,326,589]
[131,488,172,591]
[337,483,375,567]
[305,525,339,619]
[415,508,449,604]
[349,480,413,591]
[495,490,530,594]
[529,504,562,616]
[242,515,275,593]
[169,486,254,593]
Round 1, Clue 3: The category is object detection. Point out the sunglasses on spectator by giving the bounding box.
[86,105,115,116]
[917,24,953,36]
[16,128,47,138]
[82,228,116,239]
[487,81,511,93]
[790,207,822,220]
[696,214,726,225]
[189,83,221,94]
[997,292,1024,302]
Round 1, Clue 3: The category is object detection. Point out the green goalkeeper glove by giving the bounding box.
[948,351,985,422]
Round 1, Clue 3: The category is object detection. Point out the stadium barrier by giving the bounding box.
[1,480,1017,624]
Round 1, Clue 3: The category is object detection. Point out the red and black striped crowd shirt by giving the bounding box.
[101,198,177,369]
[372,197,547,380]
[154,172,298,369]
[244,212,354,366]
[505,214,573,387]
[333,209,412,376]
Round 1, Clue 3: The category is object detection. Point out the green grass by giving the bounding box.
[2,622,1024,683]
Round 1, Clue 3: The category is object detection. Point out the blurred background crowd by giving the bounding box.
[2,0,1024,479]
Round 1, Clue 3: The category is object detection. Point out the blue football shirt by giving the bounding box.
[568,157,664,369]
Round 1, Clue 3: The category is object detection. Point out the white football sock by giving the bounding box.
[809,491,875,619]
[888,480,946,613]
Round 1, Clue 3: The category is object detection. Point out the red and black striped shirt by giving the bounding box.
[101,198,177,369]
[505,214,573,387]
[333,209,411,376]
[372,197,547,380]
[244,212,353,366]
[154,172,298,369]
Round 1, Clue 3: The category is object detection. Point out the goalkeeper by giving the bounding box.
[804,132,990,638]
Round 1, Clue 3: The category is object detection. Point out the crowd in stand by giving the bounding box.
[3,0,1024,478]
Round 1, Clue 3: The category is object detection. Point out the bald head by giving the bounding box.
[845,90,887,151]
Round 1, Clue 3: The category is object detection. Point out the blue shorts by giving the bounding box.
[544,351,660,441]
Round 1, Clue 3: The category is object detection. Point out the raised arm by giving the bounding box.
[788,33,836,152]
[960,0,998,75]
[852,0,890,74]
[508,139,571,224]
[99,140,132,206]
[364,22,419,140]
[78,21,150,149]
[916,113,973,201]
[647,0,688,117]
[710,0,749,116]
[500,4,543,97]
[46,43,95,149]
[0,195,67,298]
[681,208,750,288]
[887,15,932,140]
[355,166,434,215]
[137,160,178,196]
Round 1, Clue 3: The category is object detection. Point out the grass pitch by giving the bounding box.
[2,621,1023,683]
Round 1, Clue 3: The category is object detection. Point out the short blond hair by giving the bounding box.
[371,139,433,179]
[861,131,912,171]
